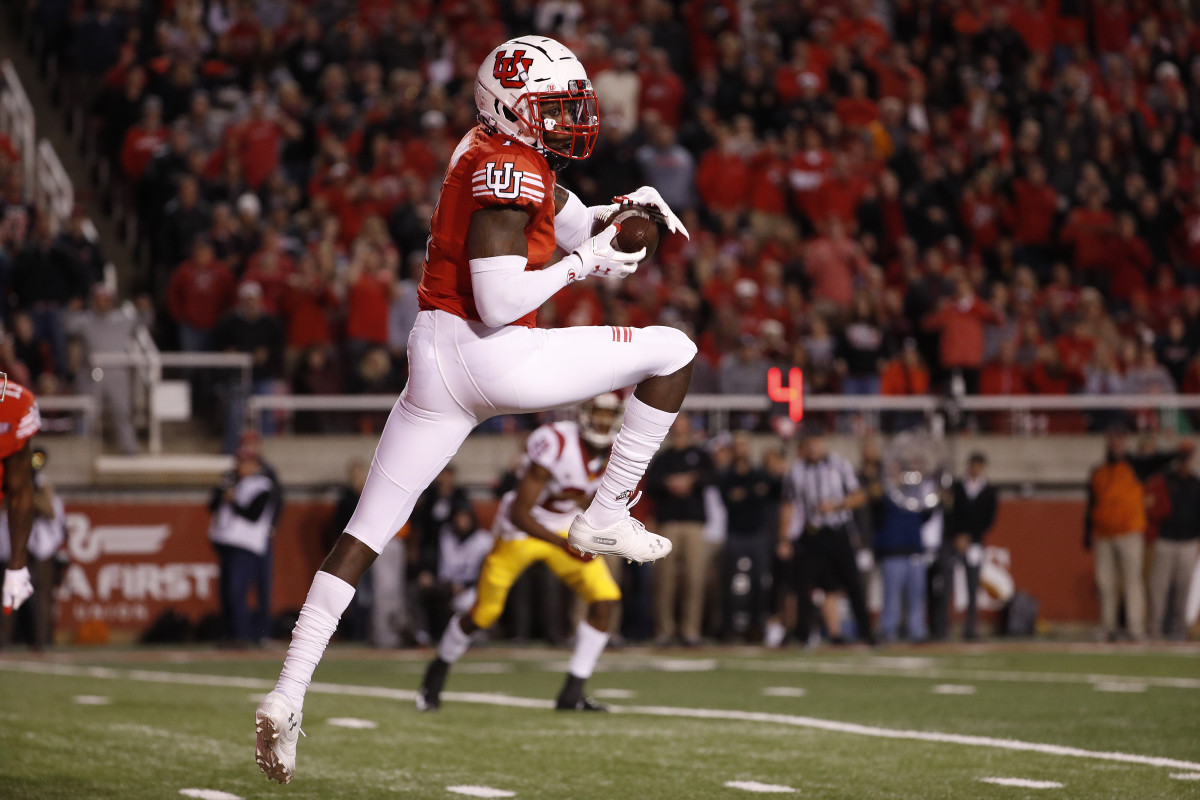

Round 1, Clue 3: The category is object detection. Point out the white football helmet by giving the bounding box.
[475,37,599,167]
[579,392,624,450]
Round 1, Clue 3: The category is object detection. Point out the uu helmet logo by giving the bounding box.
[492,49,534,89]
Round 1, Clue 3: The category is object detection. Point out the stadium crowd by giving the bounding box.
[0,0,1198,441]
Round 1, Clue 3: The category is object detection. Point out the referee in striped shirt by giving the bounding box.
[777,424,875,646]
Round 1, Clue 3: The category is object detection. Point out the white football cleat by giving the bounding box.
[255,691,303,784]
[568,512,672,564]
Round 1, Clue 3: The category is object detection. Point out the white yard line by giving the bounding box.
[978,777,1063,789]
[446,786,516,798]
[4,660,1200,773]
[1170,773,1200,781]
[326,717,378,729]
[724,658,1200,690]
[1092,682,1148,693]
[724,780,797,793]
[179,790,243,800]
[931,685,977,695]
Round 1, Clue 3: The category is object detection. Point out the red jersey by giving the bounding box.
[0,381,39,481]
[419,127,557,329]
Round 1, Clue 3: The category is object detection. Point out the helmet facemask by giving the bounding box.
[579,393,623,450]
[482,82,599,166]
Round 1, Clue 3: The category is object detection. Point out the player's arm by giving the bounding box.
[508,462,593,562]
[2,440,36,614]
[468,202,640,328]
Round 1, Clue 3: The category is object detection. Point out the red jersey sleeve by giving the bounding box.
[469,149,550,216]
[0,383,39,460]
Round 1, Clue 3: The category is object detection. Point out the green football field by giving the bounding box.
[2,644,1199,799]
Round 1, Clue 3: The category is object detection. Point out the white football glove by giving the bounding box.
[565,222,644,281]
[613,186,690,239]
[3,567,33,615]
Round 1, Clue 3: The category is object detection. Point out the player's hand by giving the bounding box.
[613,186,690,239]
[560,537,596,563]
[2,567,33,615]
[567,223,643,281]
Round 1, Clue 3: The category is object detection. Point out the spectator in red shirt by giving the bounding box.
[242,229,296,313]
[224,3,261,68]
[167,238,236,351]
[1010,160,1059,269]
[697,125,749,215]
[981,340,1030,395]
[344,242,396,356]
[638,49,686,128]
[805,218,869,313]
[1061,189,1116,274]
[834,73,880,131]
[922,276,1004,393]
[1055,319,1096,389]
[120,97,167,184]
[1093,0,1132,54]
[226,92,300,190]
[1107,213,1154,303]
[811,152,867,227]
[281,253,336,358]
[1009,0,1053,55]
[775,39,826,104]
[959,169,1004,255]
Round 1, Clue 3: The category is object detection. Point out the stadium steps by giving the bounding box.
[0,7,136,291]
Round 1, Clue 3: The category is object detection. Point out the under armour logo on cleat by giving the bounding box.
[287,712,297,732]
[592,537,617,545]
[615,489,634,501]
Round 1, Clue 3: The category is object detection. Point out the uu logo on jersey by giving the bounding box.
[482,162,525,200]
[492,49,534,88]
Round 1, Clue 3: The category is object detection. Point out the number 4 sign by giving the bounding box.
[767,367,804,422]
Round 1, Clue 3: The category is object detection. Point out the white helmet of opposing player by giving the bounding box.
[579,392,624,450]
[475,36,599,167]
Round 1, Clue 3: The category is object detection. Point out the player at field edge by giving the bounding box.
[255,36,696,784]
[0,373,45,619]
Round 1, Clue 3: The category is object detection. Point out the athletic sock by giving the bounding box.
[275,571,356,711]
[421,657,450,700]
[567,620,610,679]
[437,614,472,664]
[556,674,586,709]
[583,397,677,529]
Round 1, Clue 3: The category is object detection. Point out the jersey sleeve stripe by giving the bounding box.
[470,177,546,193]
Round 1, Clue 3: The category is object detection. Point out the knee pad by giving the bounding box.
[645,325,697,376]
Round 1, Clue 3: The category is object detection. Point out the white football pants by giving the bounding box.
[344,310,696,553]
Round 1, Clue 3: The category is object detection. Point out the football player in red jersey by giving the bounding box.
[0,374,43,616]
[256,37,696,783]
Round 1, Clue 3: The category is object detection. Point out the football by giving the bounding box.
[609,207,660,262]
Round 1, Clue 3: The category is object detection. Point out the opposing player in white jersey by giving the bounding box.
[417,394,625,712]
[256,36,696,783]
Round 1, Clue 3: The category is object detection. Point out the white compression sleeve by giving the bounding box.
[553,189,616,253]
[554,189,591,252]
[470,254,583,328]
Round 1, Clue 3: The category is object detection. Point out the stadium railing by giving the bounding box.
[245,392,1197,434]
[0,59,36,193]
[91,329,252,456]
